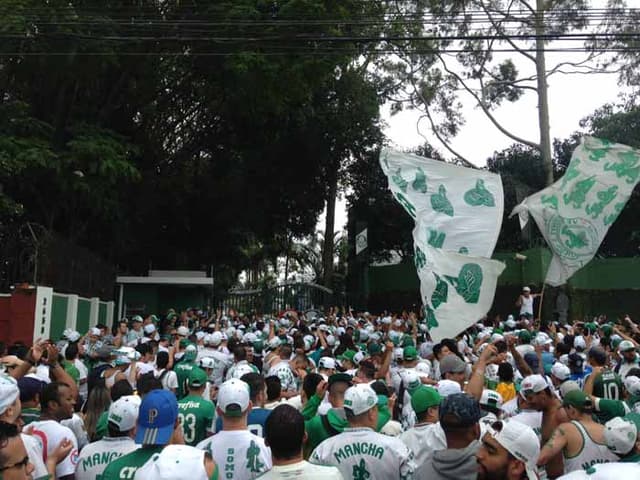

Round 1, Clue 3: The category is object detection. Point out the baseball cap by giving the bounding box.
[518,330,532,343]
[344,384,378,416]
[90,327,101,336]
[199,357,216,370]
[188,368,208,389]
[562,389,593,411]
[480,389,503,413]
[353,351,366,366]
[534,332,553,346]
[135,389,179,445]
[108,395,141,433]
[403,346,418,361]
[318,357,336,370]
[411,386,441,414]
[368,343,382,356]
[132,315,143,323]
[217,379,250,416]
[559,380,581,398]
[144,324,156,334]
[402,371,421,393]
[338,350,356,363]
[522,286,531,292]
[520,375,549,397]
[601,324,613,337]
[551,362,571,381]
[624,376,640,396]
[487,419,540,480]
[620,340,636,352]
[437,379,462,398]
[439,354,466,375]
[439,393,481,429]
[17,376,44,403]
[574,336,587,350]
[0,375,19,415]
[133,445,211,480]
[604,416,637,455]
[177,326,190,336]
[183,344,197,361]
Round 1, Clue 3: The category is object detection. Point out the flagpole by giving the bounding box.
[537,283,546,326]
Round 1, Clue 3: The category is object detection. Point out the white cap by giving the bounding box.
[555,462,640,479]
[604,416,637,455]
[303,335,315,351]
[318,357,336,370]
[90,327,101,336]
[326,335,337,347]
[551,362,571,381]
[134,445,210,480]
[210,332,222,346]
[353,351,366,366]
[436,379,462,397]
[624,376,640,396]
[522,286,531,292]
[480,389,503,411]
[620,340,636,352]
[144,324,156,334]
[416,361,431,377]
[177,326,190,336]
[268,337,281,350]
[199,357,216,369]
[394,319,402,327]
[559,380,581,398]
[108,395,141,432]
[534,332,553,346]
[381,316,392,325]
[520,375,548,397]
[195,331,206,341]
[505,319,517,329]
[217,379,250,416]
[67,330,81,342]
[0,375,19,415]
[574,336,587,350]
[344,384,378,416]
[402,370,421,392]
[487,419,540,480]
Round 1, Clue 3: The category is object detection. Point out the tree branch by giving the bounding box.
[435,53,541,151]
[479,0,537,63]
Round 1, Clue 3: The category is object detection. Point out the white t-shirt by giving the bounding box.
[61,413,89,450]
[310,427,416,480]
[75,436,138,480]
[267,361,297,392]
[196,429,272,480]
[155,368,179,392]
[74,359,89,400]
[30,419,79,478]
[22,433,49,480]
[399,423,443,469]
[257,460,344,479]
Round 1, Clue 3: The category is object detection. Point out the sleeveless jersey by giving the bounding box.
[178,394,215,446]
[563,421,618,474]
[310,427,416,480]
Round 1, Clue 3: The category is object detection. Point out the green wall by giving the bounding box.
[98,303,107,324]
[77,299,91,333]
[51,295,68,341]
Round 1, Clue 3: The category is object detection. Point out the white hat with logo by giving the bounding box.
[624,375,640,395]
[436,379,462,398]
[217,378,250,416]
[133,445,211,480]
[318,357,336,370]
[108,395,141,432]
[604,416,637,455]
[343,384,378,416]
[487,419,540,480]
[551,362,571,381]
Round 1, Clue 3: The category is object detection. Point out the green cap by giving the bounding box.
[493,327,504,334]
[339,350,356,363]
[368,343,382,356]
[411,386,442,414]
[179,338,191,348]
[188,367,208,388]
[403,346,418,361]
[562,389,592,411]
[518,330,532,343]
[402,336,415,348]
[601,324,613,336]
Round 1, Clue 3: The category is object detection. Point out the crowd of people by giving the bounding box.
[2,292,640,479]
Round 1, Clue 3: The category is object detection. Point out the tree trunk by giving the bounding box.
[322,163,338,290]
[535,0,554,187]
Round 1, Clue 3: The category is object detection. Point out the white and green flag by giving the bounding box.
[511,136,640,287]
[380,149,506,341]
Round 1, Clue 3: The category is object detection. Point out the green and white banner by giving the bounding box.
[511,136,640,287]
[380,149,505,341]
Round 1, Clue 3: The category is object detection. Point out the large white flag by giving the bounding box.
[380,149,506,341]
[511,136,640,286]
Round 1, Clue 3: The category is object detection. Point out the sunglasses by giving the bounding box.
[0,455,30,471]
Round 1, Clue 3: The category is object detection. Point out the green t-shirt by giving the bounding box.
[593,370,623,400]
[175,361,196,399]
[63,360,80,385]
[101,446,163,480]
[178,394,215,446]
[21,407,40,426]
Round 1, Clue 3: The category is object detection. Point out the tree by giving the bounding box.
[387,1,617,185]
